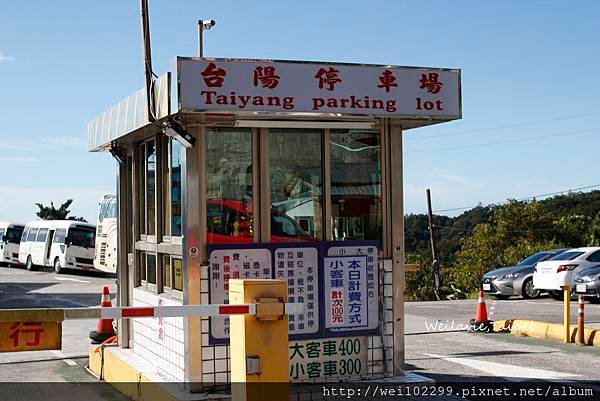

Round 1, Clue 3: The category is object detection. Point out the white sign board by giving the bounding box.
[326,245,379,333]
[178,58,461,118]
[208,248,272,339]
[274,247,320,336]
[289,337,367,381]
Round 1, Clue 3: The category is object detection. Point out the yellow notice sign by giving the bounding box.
[0,321,62,352]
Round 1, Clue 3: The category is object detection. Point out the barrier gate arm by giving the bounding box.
[0,303,304,322]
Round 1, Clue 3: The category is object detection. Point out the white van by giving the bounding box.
[18,220,96,273]
[0,222,25,266]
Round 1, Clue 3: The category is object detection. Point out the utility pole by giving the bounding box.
[140,0,155,122]
[426,189,441,300]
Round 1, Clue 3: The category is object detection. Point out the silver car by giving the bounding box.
[573,265,600,303]
[482,249,567,299]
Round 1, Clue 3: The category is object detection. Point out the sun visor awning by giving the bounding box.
[86,72,171,152]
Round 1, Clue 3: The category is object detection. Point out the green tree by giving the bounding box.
[35,199,88,222]
[450,200,560,298]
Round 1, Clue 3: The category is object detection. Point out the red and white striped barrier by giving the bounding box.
[59,303,304,320]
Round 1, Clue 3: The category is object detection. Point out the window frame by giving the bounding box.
[135,134,183,296]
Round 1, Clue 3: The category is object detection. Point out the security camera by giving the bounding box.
[200,19,215,30]
[162,120,196,149]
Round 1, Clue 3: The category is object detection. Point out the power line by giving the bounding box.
[432,184,600,214]
[406,127,600,154]
[405,111,600,141]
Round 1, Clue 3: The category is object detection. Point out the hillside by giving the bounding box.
[405,190,600,300]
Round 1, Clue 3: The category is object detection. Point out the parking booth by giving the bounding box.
[86,57,461,388]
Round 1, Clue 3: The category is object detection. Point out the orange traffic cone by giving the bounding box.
[89,286,115,344]
[469,290,493,333]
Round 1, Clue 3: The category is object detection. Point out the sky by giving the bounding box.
[1,1,599,223]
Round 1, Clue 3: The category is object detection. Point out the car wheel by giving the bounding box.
[493,295,510,300]
[550,291,563,300]
[53,258,63,274]
[589,297,600,304]
[522,278,540,299]
[25,255,35,271]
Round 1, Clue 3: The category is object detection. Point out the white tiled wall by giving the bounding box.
[132,288,185,382]
[366,258,394,377]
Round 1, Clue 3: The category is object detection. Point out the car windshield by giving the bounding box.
[7,227,24,243]
[98,197,117,223]
[518,252,549,266]
[68,227,95,248]
[549,251,584,261]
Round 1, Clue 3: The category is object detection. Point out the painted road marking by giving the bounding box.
[50,350,78,366]
[54,277,90,284]
[423,353,579,381]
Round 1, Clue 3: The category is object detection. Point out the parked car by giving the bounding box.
[207,200,318,243]
[533,247,600,299]
[482,249,567,299]
[573,265,600,303]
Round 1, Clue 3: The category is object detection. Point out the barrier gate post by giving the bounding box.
[229,279,289,401]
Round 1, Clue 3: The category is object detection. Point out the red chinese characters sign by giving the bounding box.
[0,321,62,352]
[178,58,461,119]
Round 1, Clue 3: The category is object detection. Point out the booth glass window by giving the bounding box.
[161,255,182,293]
[146,253,157,285]
[138,251,157,287]
[162,137,171,238]
[139,140,156,237]
[330,130,382,242]
[171,140,183,237]
[206,129,254,244]
[173,258,183,291]
[269,129,322,240]
[145,140,156,235]
[162,138,183,238]
[163,254,172,289]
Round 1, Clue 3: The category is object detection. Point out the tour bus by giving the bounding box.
[0,222,25,266]
[94,194,117,274]
[18,220,96,273]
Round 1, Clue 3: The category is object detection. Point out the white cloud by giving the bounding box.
[0,51,15,63]
[0,186,112,224]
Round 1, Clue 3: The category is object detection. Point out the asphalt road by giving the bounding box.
[0,265,116,364]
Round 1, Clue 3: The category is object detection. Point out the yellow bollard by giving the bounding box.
[562,285,571,343]
[229,279,289,401]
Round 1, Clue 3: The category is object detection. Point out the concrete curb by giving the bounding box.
[88,345,228,401]
[493,319,600,346]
